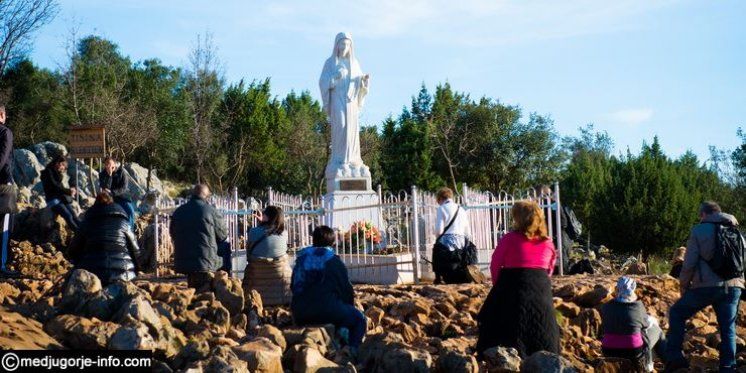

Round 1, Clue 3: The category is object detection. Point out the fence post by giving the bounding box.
[154,193,161,277]
[411,186,421,284]
[553,181,563,276]
[267,187,274,206]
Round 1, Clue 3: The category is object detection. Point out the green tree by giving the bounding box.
[560,125,613,239]
[0,59,66,146]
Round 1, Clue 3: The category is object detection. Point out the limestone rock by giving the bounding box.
[292,345,340,372]
[257,324,287,351]
[59,269,102,314]
[434,350,479,373]
[520,351,577,373]
[112,294,162,331]
[571,308,602,339]
[594,357,639,372]
[44,314,118,349]
[212,270,244,316]
[232,337,283,373]
[483,346,521,372]
[108,320,157,350]
[573,285,611,308]
[13,149,43,187]
[379,347,432,373]
[173,339,211,370]
[0,309,63,349]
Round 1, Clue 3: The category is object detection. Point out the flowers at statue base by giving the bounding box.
[342,221,382,253]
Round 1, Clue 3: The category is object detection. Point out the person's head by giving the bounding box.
[49,155,68,172]
[336,37,352,58]
[103,156,118,174]
[672,246,686,263]
[615,276,638,303]
[0,104,6,125]
[698,201,721,221]
[436,187,454,205]
[261,206,285,235]
[533,184,552,199]
[312,225,336,247]
[95,190,114,206]
[192,184,210,199]
[511,200,549,240]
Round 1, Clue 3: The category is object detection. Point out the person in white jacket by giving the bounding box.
[432,187,471,283]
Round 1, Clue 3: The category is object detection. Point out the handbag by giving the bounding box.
[432,207,468,283]
[0,184,17,214]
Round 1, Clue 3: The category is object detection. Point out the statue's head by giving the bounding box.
[334,32,353,59]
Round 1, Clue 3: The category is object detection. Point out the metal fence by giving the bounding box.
[153,183,563,282]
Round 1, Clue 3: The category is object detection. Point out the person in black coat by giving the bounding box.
[40,156,80,231]
[68,191,141,285]
[170,184,228,290]
[0,104,18,277]
[99,156,135,229]
[291,226,366,351]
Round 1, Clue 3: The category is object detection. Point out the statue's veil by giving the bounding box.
[319,32,365,113]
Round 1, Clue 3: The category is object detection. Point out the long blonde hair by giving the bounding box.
[511,201,549,240]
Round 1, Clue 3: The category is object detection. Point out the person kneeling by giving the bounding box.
[68,191,141,286]
[290,226,366,352]
[600,276,666,372]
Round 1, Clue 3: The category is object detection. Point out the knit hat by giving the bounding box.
[615,276,637,303]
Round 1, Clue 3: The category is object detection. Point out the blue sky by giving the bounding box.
[30,0,746,161]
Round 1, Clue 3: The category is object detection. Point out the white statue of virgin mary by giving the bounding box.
[319,32,370,180]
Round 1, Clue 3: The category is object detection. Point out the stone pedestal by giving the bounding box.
[324,164,381,231]
[323,190,381,231]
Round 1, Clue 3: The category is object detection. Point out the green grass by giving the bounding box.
[646,255,672,276]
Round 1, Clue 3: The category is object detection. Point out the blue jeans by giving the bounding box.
[51,203,80,231]
[665,286,742,371]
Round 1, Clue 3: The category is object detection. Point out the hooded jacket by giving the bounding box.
[68,202,140,285]
[679,212,745,290]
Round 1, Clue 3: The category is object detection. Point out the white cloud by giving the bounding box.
[606,108,654,127]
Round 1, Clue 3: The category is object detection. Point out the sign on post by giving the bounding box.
[68,127,106,158]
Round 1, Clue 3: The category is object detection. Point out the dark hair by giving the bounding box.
[96,190,114,205]
[699,201,721,215]
[104,156,116,163]
[261,206,285,235]
[49,155,68,168]
[312,226,336,247]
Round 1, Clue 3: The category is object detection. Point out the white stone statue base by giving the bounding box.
[323,190,382,232]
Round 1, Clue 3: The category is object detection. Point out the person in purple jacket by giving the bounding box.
[600,276,666,372]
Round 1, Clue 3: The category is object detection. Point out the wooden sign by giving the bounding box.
[68,127,106,158]
[339,179,368,191]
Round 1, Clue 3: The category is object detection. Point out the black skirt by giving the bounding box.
[476,268,560,359]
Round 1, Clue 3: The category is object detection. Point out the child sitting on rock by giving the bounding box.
[290,226,366,352]
[600,276,666,372]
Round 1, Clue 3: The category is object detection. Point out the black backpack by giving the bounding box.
[704,223,746,281]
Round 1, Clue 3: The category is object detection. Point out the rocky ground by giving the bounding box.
[0,242,744,372]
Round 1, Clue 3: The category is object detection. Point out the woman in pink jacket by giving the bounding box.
[477,200,560,359]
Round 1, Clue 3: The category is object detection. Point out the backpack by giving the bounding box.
[704,223,746,281]
[563,206,583,240]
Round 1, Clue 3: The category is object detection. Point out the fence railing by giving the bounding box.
[153,183,563,282]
